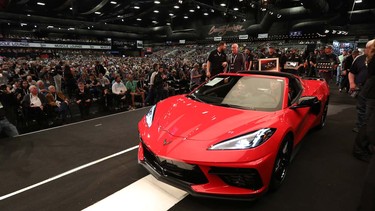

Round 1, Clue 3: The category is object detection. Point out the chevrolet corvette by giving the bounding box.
[138,71,330,200]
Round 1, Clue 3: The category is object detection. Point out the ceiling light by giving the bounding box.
[211,9,214,12]
[117,15,122,18]
[204,12,209,16]
[68,27,75,30]
[179,0,183,3]
[154,10,159,13]
[239,0,243,2]
[166,22,171,25]
[37,2,45,6]
[197,5,200,9]
[154,0,160,4]
[27,14,31,16]
[243,18,246,21]
[233,7,239,11]
[220,3,226,7]
[250,3,255,8]
[58,27,61,30]
[261,8,267,11]
[95,11,101,14]
[47,25,53,28]
[169,13,174,16]
[174,5,180,9]
[184,15,188,19]
[34,25,37,28]
[152,20,158,24]
[277,14,282,18]
[134,6,140,9]
[332,30,337,34]
[69,7,73,10]
[110,1,117,4]
[21,23,27,26]
[122,19,124,22]
[88,27,90,29]
[268,11,273,15]
[137,18,142,21]
[189,9,195,12]
[355,0,362,3]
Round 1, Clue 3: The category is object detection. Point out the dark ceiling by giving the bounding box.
[0,0,374,40]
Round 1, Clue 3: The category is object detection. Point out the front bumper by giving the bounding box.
[138,142,273,200]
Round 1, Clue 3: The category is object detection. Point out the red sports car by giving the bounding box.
[138,71,329,200]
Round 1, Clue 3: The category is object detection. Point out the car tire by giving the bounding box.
[269,136,292,191]
[316,99,329,129]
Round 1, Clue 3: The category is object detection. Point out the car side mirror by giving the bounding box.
[290,96,319,109]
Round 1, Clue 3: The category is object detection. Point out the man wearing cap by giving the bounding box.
[316,45,340,84]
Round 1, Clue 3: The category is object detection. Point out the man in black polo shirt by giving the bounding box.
[206,41,228,78]
[316,45,340,84]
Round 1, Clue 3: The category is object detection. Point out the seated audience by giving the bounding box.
[126,74,145,108]
[46,85,69,123]
[76,82,92,119]
[21,85,48,126]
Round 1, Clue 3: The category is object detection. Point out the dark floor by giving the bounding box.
[0,88,369,211]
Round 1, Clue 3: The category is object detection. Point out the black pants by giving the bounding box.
[78,103,91,119]
[353,99,375,155]
[357,99,375,211]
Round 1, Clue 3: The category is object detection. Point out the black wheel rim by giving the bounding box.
[274,141,291,182]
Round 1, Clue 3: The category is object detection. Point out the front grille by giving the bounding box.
[209,167,263,190]
[142,142,208,185]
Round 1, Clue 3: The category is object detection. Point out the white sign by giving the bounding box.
[257,33,269,39]
[136,40,143,48]
[0,41,111,50]
[239,34,249,40]
[214,37,222,41]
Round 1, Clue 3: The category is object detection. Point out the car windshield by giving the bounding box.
[188,75,285,111]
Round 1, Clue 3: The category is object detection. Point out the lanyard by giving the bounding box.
[231,54,238,64]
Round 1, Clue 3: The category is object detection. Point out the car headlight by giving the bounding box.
[145,105,156,128]
[208,128,276,150]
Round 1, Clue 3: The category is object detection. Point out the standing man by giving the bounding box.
[244,48,254,71]
[228,43,246,73]
[357,39,375,211]
[206,41,228,78]
[316,45,340,84]
[350,40,373,133]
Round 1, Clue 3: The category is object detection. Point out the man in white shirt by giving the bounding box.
[21,85,48,127]
[111,75,127,109]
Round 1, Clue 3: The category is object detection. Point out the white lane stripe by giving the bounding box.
[16,106,150,137]
[83,175,188,211]
[0,145,139,201]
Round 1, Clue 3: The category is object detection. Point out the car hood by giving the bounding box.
[155,96,278,142]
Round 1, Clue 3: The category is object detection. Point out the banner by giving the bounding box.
[0,41,111,50]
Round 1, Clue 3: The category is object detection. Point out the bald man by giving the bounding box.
[228,43,246,73]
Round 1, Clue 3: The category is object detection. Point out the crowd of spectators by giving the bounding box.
[0,42,359,135]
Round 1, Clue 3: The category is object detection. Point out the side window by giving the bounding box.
[288,78,302,106]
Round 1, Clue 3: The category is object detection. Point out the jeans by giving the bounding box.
[353,99,375,155]
[356,90,367,129]
[0,117,19,137]
[358,99,375,211]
